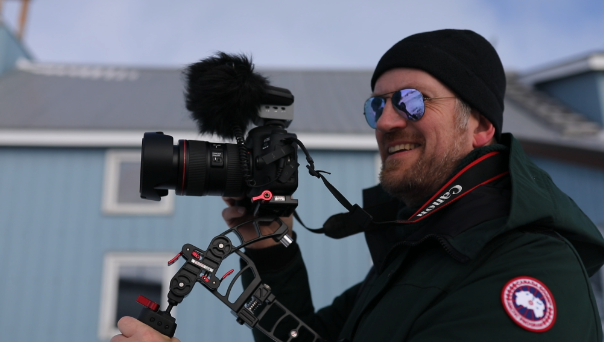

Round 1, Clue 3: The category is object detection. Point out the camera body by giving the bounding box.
[139,86,299,217]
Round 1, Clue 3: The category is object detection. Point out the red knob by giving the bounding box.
[221,269,235,280]
[136,295,159,312]
[167,252,182,266]
[252,190,273,202]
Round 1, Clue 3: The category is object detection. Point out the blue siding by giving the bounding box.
[0,147,376,342]
[0,23,30,77]
[295,150,377,310]
[599,74,604,125]
[530,155,604,227]
[536,71,604,125]
[3,146,604,341]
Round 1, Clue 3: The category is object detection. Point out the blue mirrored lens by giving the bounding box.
[391,89,424,121]
[364,97,385,128]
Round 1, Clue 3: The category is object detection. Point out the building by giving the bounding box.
[1,21,604,340]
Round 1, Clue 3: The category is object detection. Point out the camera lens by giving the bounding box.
[180,140,244,196]
[140,132,245,201]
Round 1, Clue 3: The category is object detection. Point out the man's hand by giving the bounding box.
[111,316,181,342]
[222,196,293,249]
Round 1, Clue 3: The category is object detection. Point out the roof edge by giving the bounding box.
[518,137,604,171]
[506,73,602,137]
[519,52,604,85]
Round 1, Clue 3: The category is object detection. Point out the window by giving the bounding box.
[98,252,175,340]
[102,150,174,215]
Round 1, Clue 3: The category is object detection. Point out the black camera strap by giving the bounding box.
[287,138,366,234]
[293,147,509,239]
[399,151,509,223]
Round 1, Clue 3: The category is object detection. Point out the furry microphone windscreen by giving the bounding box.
[184,52,270,139]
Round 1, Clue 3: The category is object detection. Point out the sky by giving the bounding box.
[1,0,603,73]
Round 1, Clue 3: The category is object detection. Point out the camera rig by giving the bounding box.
[135,55,367,341]
[135,214,325,342]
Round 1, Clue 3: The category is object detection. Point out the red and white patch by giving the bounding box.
[501,276,556,332]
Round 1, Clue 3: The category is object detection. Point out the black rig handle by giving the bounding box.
[134,217,324,341]
[136,296,177,338]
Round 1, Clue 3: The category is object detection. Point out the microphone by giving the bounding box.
[184,52,270,139]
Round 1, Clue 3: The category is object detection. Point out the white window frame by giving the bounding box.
[102,149,174,215]
[98,252,176,340]
[374,152,382,184]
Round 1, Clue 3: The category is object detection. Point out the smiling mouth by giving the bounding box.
[388,143,421,154]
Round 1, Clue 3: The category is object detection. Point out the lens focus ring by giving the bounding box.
[182,141,245,197]
[184,140,208,196]
[223,144,244,197]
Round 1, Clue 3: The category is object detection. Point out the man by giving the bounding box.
[113,29,604,342]
[225,29,604,342]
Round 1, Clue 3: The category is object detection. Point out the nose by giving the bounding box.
[375,98,408,132]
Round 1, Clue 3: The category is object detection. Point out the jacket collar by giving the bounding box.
[363,133,604,276]
[364,144,510,273]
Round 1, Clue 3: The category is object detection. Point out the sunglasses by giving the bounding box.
[363,88,456,128]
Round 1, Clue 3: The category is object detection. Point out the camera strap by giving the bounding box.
[288,138,369,235]
[293,147,509,239]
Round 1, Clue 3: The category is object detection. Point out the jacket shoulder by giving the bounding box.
[410,228,602,341]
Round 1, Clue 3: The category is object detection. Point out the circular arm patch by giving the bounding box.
[501,276,556,332]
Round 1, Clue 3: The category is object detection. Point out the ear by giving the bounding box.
[472,111,496,148]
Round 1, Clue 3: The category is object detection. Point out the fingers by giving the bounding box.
[281,214,294,234]
[222,205,247,225]
[221,197,294,249]
[110,334,127,342]
[222,196,236,206]
[110,333,181,342]
[113,316,179,342]
[222,196,245,207]
[116,316,140,338]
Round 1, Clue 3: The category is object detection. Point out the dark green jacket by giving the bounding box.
[245,134,604,341]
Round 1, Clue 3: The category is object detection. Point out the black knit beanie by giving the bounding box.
[371,29,505,140]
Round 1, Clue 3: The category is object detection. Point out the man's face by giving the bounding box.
[374,68,476,207]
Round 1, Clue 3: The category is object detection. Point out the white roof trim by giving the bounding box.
[0,129,378,150]
[297,132,377,150]
[16,58,140,81]
[519,53,604,85]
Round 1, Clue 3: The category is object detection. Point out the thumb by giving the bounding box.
[116,316,181,342]
[117,316,146,338]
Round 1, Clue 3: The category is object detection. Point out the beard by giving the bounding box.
[379,129,468,208]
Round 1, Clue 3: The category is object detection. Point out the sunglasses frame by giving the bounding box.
[363,88,456,129]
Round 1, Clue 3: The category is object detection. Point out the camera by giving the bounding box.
[139,85,299,217]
